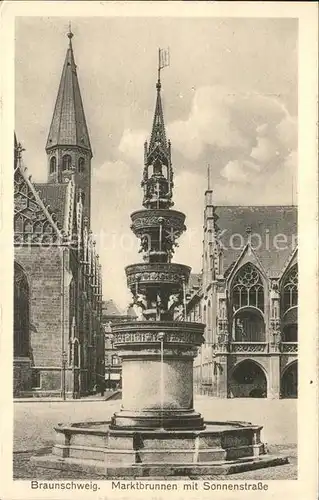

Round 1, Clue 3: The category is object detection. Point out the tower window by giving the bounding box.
[50,156,56,174]
[62,154,72,171]
[78,157,85,173]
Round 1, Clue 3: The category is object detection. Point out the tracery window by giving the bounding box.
[282,265,298,342]
[282,266,298,313]
[62,154,72,171]
[231,264,264,312]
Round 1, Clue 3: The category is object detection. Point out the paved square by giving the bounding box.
[13,396,297,480]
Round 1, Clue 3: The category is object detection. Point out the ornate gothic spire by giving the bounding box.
[46,28,92,153]
[146,77,169,166]
[142,49,173,209]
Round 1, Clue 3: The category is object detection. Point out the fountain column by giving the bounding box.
[110,72,205,430]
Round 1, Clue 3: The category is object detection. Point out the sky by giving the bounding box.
[15,16,298,309]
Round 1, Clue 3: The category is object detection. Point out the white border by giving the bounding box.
[0,2,318,499]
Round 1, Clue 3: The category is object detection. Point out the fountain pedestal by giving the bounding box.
[110,321,204,431]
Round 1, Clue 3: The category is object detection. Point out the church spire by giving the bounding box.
[46,27,92,222]
[46,28,91,152]
[142,49,173,209]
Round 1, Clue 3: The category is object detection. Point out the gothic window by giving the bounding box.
[231,264,264,312]
[78,157,85,173]
[62,154,72,171]
[14,262,30,358]
[282,266,298,313]
[50,156,56,174]
[282,266,298,342]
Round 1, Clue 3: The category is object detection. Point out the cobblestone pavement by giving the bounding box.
[13,396,297,480]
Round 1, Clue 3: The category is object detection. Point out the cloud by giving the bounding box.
[220,159,261,184]
[94,159,131,183]
[166,85,297,188]
[276,115,298,152]
[250,136,279,164]
[118,128,148,165]
[168,86,248,161]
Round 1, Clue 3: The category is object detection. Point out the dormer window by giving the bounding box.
[50,156,56,173]
[78,157,85,173]
[62,154,72,171]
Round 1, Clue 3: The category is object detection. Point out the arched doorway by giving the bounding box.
[229,360,267,398]
[14,262,30,357]
[281,362,298,398]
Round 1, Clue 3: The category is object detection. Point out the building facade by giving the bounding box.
[13,30,104,398]
[101,301,137,390]
[185,185,298,399]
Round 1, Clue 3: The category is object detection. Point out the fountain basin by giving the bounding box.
[32,420,289,477]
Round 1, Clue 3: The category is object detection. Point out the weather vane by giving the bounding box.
[157,47,170,85]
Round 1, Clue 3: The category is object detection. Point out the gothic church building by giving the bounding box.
[14,31,104,398]
[186,183,298,399]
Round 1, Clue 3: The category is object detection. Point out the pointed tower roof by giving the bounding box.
[146,77,170,167]
[46,28,92,153]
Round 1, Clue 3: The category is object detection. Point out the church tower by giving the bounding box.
[46,28,92,222]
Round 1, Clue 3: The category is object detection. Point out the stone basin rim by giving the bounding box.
[54,420,261,434]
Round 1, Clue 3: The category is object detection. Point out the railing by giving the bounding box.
[280,342,298,353]
[229,342,268,353]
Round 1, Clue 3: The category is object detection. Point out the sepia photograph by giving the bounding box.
[0,3,318,498]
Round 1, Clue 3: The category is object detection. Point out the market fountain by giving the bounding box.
[33,54,288,478]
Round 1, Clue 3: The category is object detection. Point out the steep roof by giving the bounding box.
[35,183,69,229]
[215,205,297,278]
[46,32,91,153]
